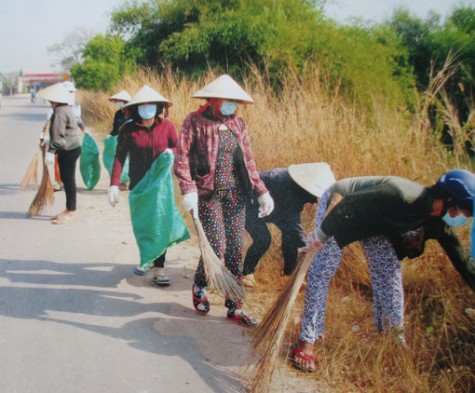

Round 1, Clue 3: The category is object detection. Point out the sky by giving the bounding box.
[0,0,471,75]
[324,0,468,24]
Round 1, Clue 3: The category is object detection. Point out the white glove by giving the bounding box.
[163,148,173,155]
[257,192,274,218]
[108,185,120,207]
[44,152,55,166]
[182,192,198,218]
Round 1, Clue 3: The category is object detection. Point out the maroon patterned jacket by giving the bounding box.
[174,110,268,198]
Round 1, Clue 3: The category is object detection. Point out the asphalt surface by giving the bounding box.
[0,95,253,393]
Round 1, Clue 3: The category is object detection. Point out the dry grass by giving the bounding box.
[80,68,475,393]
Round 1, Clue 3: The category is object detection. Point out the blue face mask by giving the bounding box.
[138,104,157,120]
[442,212,469,227]
[220,101,238,116]
[115,102,125,108]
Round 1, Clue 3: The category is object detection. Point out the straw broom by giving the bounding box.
[20,147,40,189]
[246,250,316,393]
[27,145,54,217]
[191,211,245,303]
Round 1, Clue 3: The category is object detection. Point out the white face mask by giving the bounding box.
[442,212,469,227]
[138,104,157,120]
[220,101,238,116]
[115,102,125,108]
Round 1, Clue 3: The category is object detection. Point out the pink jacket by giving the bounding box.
[174,111,268,198]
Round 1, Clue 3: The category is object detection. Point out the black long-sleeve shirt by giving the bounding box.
[109,109,127,137]
[320,176,475,290]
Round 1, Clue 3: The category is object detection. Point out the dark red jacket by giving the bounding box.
[111,118,177,189]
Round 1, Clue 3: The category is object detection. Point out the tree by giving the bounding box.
[108,0,412,109]
[1,71,21,95]
[47,27,95,71]
[386,7,475,127]
[71,34,136,90]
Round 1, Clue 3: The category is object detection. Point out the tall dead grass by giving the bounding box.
[80,68,474,392]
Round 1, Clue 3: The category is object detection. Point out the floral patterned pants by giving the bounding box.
[299,189,404,344]
[194,187,246,309]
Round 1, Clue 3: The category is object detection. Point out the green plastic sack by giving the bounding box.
[102,135,130,184]
[129,152,190,268]
[80,133,101,190]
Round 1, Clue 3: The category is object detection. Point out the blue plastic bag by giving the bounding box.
[102,135,130,184]
[129,153,190,268]
[80,133,101,190]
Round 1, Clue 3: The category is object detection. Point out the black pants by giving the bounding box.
[243,202,304,276]
[57,147,81,211]
[153,252,166,268]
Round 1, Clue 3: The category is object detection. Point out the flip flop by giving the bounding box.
[52,214,75,225]
[51,211,66,220]
[291,345,316,373]
[226,308,258,328]
[152,274,171,286]
[134,265,150,276]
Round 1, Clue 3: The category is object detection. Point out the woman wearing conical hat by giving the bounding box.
[108,90,132,137]
[174,74,275,327]
[108,85,178,286]
[38,82,83,224]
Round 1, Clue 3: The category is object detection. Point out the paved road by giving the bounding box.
[0,95,251,393]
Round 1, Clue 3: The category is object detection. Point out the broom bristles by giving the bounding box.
[246,250,316,393]
[27,152,55,217]
[21,147,40,189]
[192,216,245,303]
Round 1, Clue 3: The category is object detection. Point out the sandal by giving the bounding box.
[51,211,65,220]
[227,308,258,328]
[192,285,210,314]
[134,265,151,276]
[291,345,316,373]
[152,274,171,286]
[52,213,75,225]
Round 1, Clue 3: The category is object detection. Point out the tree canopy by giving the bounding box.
[104,0,416,108]
[71,34,136,91]
[67,0,474,127]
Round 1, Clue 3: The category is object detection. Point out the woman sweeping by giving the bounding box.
[38,83,82,224]
[108,85,180,286]
[174,74,274,327]
[292,170,475,372]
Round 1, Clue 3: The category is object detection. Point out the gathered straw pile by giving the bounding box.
[27,146,54,217]
[192,214,245,303]
[246,250,316,392]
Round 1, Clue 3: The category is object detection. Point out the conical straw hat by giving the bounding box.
[63,81,77,92]
[38,83,72,104]
[109,90,131,102]
[192,74,254,104]
[288,162,336,197]
[124,85,172,108]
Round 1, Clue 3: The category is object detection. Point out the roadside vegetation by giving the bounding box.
[74,1,475,391]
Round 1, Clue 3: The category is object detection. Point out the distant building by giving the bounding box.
[19,73,72,92]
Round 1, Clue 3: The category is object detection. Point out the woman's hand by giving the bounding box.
[258,192,274,218]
